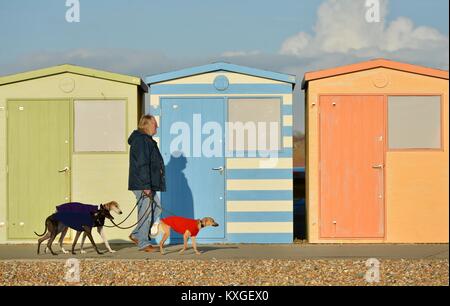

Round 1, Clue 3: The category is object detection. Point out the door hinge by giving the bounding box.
[5,165,8,174]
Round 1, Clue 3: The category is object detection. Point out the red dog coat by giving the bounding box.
[161,216,200,237]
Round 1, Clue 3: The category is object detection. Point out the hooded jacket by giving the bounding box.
[128,130,166,191]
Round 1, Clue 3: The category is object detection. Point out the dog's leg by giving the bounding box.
[80,232,87,254]
[58,227,69,254]
[159,224,170,255]
[82,226,103,255]
[44,219,55,254]
[191,236,201,255]
[71,231,82,255]
[179,231,190,254]
[98,226,115,253]
[38,232,51,255]
[46,232,58,256]
[45,222,64,254]
[45,227,58,254]
[37,218,51,254]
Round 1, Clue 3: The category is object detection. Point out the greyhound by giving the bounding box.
[156,216,219,255]
[35,201,122,255]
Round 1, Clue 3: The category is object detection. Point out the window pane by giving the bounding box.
[388,96,441,149]
[74,100,126,152]
[228,98,281,151]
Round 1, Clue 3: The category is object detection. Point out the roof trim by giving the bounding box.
[145,62,296,86]
[301,58,449,89]
[0,64,148,92]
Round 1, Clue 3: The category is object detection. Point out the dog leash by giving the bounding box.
[103,191,179,230]
[134,195,181,232]
[111,192,145,226]
[103,192,150,229]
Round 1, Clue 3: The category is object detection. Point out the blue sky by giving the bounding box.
[0,0,449,132]
[0,0,314,61]
[0,0,448,59]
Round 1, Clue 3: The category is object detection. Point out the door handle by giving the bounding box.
[212,166,224,171]
[58,166,70,173]
[372,164,384,169]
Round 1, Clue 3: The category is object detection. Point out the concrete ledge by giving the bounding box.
[0,243,447,261]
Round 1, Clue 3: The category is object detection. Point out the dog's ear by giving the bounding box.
[100,204,104,209]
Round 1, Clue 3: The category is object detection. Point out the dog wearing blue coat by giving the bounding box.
[35,201,122,255]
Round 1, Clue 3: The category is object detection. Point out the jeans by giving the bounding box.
[130,190,162,250]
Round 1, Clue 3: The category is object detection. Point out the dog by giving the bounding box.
[157,216,219,255]
[35,201,122,255]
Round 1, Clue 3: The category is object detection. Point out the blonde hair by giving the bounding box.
[138,114,155,133]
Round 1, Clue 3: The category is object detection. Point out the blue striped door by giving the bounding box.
[160,98,225,242]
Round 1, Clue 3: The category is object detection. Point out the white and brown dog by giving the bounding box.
[157,216,219,255]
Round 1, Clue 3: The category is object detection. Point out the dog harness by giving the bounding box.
[54,202,99,232]
[161,216,200,237]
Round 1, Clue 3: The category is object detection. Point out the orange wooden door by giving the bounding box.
[319,95,385,238]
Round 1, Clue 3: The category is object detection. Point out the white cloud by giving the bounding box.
[221,50,261,57]
[279,32,312,56]
[382,17,448,52]
[279,0,449,68]
[0,49,207,78]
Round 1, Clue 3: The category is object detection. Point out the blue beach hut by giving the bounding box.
[145,63,296,244]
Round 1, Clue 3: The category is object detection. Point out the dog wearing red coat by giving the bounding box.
[158,216,219,255]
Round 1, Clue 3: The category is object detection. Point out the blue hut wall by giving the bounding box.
[146,63,295,244]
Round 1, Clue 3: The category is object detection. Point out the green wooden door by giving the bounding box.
[7,100,70,239]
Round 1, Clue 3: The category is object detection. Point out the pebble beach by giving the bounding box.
[1,259,448,286]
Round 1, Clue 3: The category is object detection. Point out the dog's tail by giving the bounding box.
[34,222,48,237]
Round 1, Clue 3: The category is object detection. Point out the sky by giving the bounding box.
[0,0,449,132]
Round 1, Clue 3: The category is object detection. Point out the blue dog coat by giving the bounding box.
[54,202,99,231]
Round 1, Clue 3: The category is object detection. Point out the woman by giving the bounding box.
[128,114,166,252]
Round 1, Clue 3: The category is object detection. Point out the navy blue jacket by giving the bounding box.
[128,130,166,191]
[54,203,99,232]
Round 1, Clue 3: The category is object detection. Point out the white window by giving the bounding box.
[74,100,126,152]
[388,96,441,150]
[227,98,281,151]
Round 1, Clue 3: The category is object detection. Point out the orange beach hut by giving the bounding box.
[302,59,449,243]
